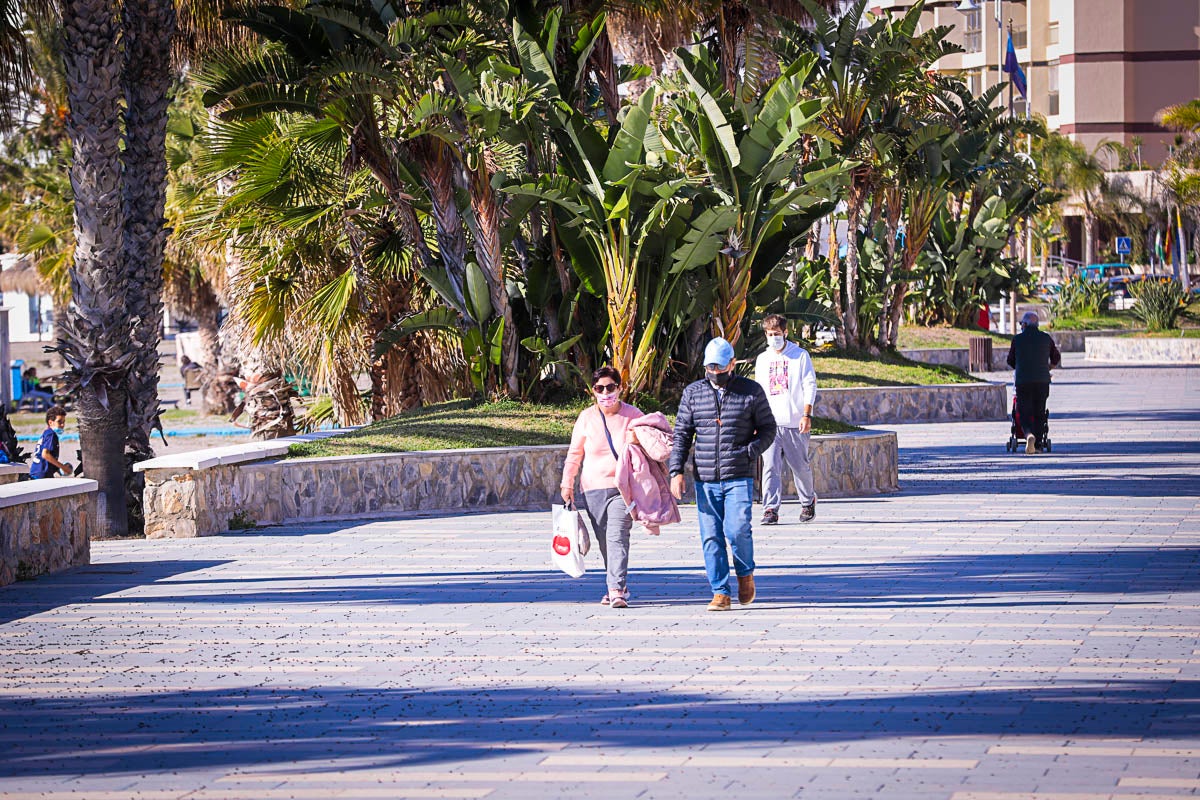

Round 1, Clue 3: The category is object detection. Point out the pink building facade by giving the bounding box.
[870,0,1200,167]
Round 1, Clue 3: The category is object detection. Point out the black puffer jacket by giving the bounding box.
[669,376,777,482]
[1007,327,1061,384]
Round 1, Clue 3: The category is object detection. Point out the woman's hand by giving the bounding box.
[625,428,639,446]
[560,486,575,507]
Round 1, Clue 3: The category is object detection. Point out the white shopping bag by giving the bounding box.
[550,504,590,578]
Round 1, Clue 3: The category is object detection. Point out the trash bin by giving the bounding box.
[968,337,993,372]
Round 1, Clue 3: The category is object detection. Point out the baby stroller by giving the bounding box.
[1005,394,1051,453]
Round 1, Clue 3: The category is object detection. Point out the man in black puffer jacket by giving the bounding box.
[670,337,777,611]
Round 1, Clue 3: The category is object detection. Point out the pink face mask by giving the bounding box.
[596,393,621,408]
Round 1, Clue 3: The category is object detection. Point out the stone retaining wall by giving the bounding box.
[141,431,899,538]
[899,348,1010,372]
[1085,336,1200,364]
[1048,328,1140,352]
[817,383,1007,425]
[0,479,95,586]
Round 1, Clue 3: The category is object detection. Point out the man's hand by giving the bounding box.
[670,474,685,500]
[799,415,812,434]
[59,462,74,476]
[560,486,574,507]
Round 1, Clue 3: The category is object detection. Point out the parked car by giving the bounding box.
[1036,281,1062,301]
[1109,273,1174,299]
[1079,263,1133,282]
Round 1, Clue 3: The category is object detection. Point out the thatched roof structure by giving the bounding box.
[0,253,48,296]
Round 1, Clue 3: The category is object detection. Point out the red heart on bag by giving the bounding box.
[552,535,572,556]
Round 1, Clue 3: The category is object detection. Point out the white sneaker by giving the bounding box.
[1025,434,1037,454]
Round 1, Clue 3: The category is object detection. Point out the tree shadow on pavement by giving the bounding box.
[0,680,1196,778]
[0,560,230,625]
[59,546,1200,609]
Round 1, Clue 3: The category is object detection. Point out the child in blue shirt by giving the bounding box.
[29,406,72,479]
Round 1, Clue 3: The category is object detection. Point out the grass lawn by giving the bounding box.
[1046,311,1142,331]
[896,325,1012,350]
[8,407,219,435]
[287,399,861,459]
[810,349,978,388]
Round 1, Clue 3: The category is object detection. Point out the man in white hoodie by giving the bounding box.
[754,314,818,524]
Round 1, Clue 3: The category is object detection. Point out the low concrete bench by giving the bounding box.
[0,464,27,486]
[0,478,96,586]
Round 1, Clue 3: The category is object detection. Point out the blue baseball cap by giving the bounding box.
[703,337,735,369]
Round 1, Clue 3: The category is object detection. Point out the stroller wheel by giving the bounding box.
[1005,439,1013,452]
[1044,440,1052,453]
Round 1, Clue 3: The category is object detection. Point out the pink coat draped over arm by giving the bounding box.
[616,412,682,535]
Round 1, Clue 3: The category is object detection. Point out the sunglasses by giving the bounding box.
[592,383,620,394]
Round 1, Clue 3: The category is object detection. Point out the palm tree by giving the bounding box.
[1157,100,1200,292]
[56,0,132,537]
[1037,132,1108,268]
[794,0,958,349]
[662,45,842,346]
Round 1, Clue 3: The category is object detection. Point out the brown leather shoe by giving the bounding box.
[707,593,731,611]
[737,574,756,605]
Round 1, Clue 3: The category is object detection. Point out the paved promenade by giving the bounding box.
[1,354,1198,799]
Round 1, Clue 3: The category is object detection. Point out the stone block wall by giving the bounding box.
[1085,336,1200,364]
[143,445,568,538]
[900,348,1011,373]
[0,483,94,586]
[817,383,1007,425]
[143,432,900,538]
[1048,329,1141,353]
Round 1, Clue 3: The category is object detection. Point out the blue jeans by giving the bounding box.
[695,478,755,595]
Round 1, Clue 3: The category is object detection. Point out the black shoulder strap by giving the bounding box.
[599,407,620,461]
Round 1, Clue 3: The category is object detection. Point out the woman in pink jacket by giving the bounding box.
[560,367,642,609]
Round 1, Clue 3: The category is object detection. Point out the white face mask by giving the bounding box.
[766,334,786,351]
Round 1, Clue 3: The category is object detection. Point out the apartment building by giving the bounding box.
[868,0,1200,167]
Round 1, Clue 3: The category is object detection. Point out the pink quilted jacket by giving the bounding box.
[616,412,681,535]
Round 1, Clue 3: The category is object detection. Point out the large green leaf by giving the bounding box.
[676,54,740,171]
[373,306,461,359]
[512,20,559,100]
[602,86,656,183]
[465,261,493,324]
[570,13,605,94]
[670,205,738,274]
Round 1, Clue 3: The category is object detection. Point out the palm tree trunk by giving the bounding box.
[120,0,175,534]
[1084,208,1097,266]
[469,161,519,396]
[588,27,621,124]
[827,217,845,348]
[60,0,131,538]
[843,181,866,349]
[875,194,901,350]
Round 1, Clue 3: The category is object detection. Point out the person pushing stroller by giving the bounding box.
[1006,311,1061,454]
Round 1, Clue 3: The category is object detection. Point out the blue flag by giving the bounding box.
[1003,33,1027,99]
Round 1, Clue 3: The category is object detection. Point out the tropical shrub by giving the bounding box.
[1129,277,1188,331]
[1051,274,1112,319]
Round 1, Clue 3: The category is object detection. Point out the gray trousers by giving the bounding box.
[761,427,815,509]
[580,488,633,593]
